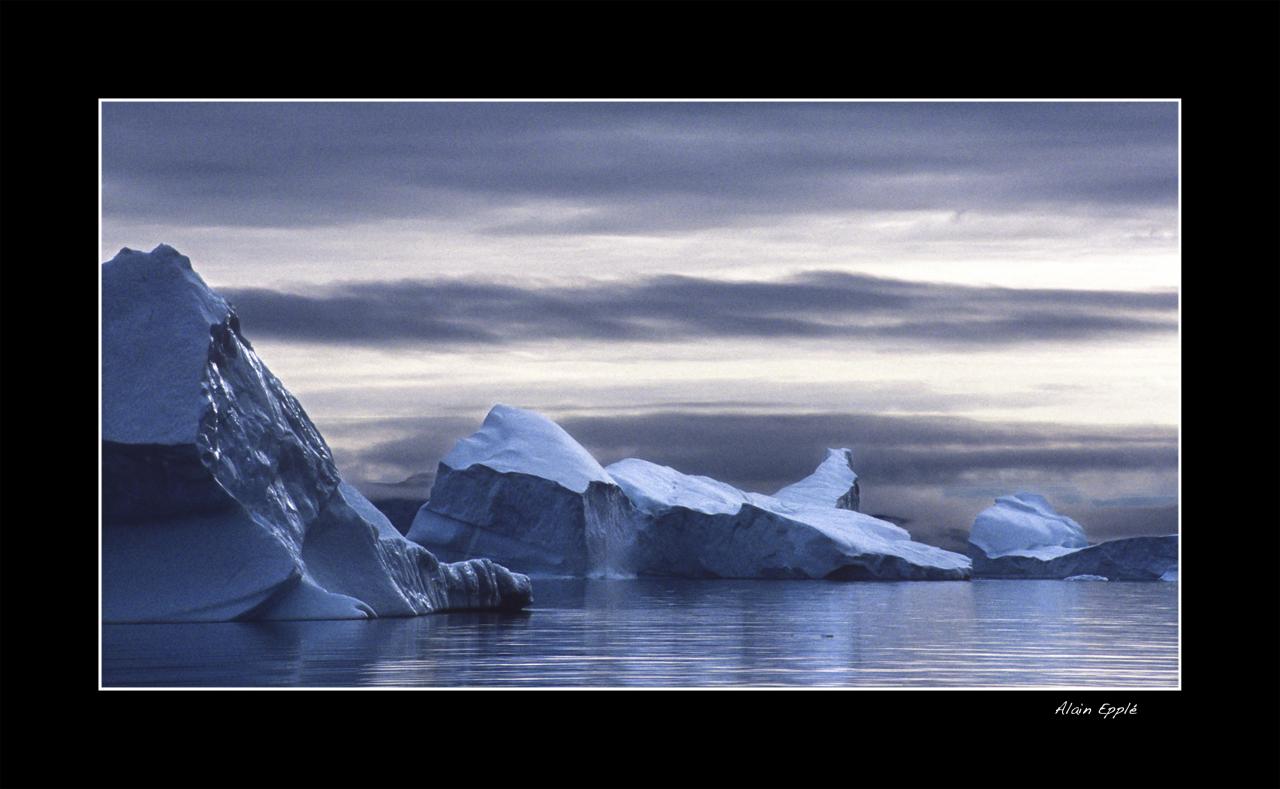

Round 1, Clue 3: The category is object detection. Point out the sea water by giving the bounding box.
[101,579,1178,688]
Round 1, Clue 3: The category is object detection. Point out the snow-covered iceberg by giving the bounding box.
[969,493,1090,560]
[773,448,861,511]
[966,492,1176,580]
[609,458,971,580]
[102,245,531,622]
[408,407,969,580]
[406,405,640,577]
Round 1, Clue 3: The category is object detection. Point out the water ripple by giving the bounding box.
[103,579,1178,687]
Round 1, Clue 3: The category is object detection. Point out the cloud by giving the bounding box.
[101,102,1178,233]
[331,409,1175,492]
[331,410,1177,490]
[554,411,1176,491]
[220,269,1176,349]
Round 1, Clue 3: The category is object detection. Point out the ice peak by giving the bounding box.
[149,243,192,268]
[997,492,1058,516]
[108,243,193,270]
[102,244,232,445]
[441,404,612,493]
[1012,491,1050,506]
[487,403,546,424]
[773,447,861,511]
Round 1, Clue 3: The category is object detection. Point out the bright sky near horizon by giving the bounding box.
[101,101,1179,549]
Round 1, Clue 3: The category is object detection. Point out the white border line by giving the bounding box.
[100,98,1180,102]
[1176,98,1182,691]
[98,101,105,691]
[97,97,1177,691]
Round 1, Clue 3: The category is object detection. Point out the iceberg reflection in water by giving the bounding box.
[102,579,1177,688]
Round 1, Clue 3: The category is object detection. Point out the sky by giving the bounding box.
[100,101,1179,551]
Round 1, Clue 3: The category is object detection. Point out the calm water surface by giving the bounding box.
[102,579,1178,688]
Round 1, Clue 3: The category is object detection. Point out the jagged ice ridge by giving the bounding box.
[102,245,532,622]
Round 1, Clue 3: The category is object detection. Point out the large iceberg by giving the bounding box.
[102,245,531,622]
[408,407,970,580]
[773,448,861,511]
[966,492,1176,580]
[406,405,640,577]
[609,458,970,580]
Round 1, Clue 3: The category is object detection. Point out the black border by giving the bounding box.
[2,1,1278,788]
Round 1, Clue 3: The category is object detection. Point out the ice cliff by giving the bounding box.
[409,406,971,580]
[406,405,640,576]
[969,534,1178,581]
[966,492,1176,580]
[102,245,531,622]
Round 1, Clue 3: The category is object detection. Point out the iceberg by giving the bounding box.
[970,535,1178,580]
[409,406,970,580]
[773,448,861,511]
[1064,574,1108,582]
[609,458,971,580]
[969,493,1090,559]
[406,405,640,577]
[966,492,1176,581]
[102,245,531,622]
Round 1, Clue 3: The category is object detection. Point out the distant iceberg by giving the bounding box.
[102,245,531,622]
[970,493,1090,560]
[409,406,971,580]
[966,492,1176,581]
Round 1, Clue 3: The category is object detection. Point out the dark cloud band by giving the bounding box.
[338,409,1176,497]
[555,411,1177,490]
[102,102,1178,231]
[219,270,1177,348]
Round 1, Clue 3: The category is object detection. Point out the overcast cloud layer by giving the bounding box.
[220,270,1176,349]
[103,102,1176,232]
[101,101,1179,545]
